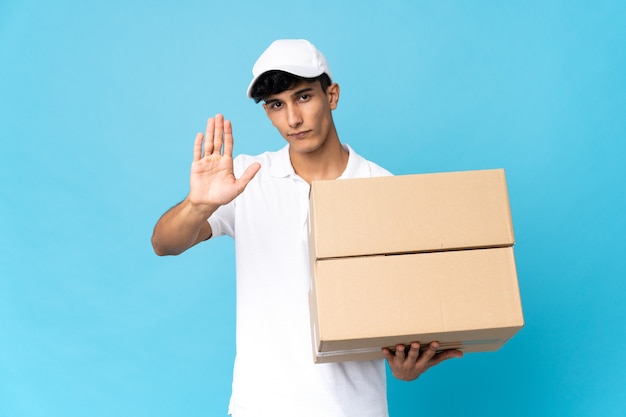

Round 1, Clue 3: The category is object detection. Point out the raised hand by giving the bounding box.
[189,114,261,212]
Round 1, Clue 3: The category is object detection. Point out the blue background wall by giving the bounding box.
[1,1,625,416]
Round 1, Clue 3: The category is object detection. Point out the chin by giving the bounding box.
[288,138,324,154]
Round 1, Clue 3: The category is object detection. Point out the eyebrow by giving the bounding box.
[264,86,315,105]
[292,87,314,97]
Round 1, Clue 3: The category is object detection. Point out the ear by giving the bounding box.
[327,83,340,110]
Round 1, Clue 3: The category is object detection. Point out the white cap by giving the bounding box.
[247,39,332,98]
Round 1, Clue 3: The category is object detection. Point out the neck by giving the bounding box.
[289,128,348,184]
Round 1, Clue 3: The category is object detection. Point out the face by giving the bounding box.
[262,80,340,156]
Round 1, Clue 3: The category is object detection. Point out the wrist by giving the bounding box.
[184,196,220,218]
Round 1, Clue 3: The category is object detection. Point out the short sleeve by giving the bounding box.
[207,200,235,238]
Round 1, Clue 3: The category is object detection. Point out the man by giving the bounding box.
[152,39,462,417]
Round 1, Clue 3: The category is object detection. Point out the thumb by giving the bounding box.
[237,162,261,189]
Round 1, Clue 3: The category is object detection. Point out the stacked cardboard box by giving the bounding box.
[308,169,524,363]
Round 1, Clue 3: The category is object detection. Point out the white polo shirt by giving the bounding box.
[209,144,392,417]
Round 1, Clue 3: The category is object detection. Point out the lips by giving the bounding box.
[289,130,311,139]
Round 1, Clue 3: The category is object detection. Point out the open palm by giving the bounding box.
[189,115,260,210]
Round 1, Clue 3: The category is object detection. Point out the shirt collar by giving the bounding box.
[268,144,296,178]
[268,143,371,179]
[338,144,372,179]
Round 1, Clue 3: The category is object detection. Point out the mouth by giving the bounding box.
[288,130,311,139]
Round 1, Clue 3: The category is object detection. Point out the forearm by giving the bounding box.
[151,197,217,256]
[152,114,259,256]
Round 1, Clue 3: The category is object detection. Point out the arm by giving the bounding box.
[382,342,463,381]
[151,114,261,256]
[151,197,215,256]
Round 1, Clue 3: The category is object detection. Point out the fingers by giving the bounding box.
[238,162,261,186]
[430,349,464,367]
[393,344,407,362]
[193,132,204,161]
[381,348,394,362]
[203,117,215,156]
[383,341,462,381]
[223,119,234,157]
[411,342,463,369]
[381,344,412,365]
[415,342,438,368]
[406,342,420,363]
[384,341,449,366]
[212,114,224,156]
[201,114,233,158]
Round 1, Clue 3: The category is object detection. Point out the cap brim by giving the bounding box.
[246,65,327,98]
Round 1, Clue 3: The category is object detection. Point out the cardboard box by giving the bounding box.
[308,169,515,259]
[310,247,524,363]
[308,169,524,363]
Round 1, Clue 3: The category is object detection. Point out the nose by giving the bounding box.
[287,105,303,128]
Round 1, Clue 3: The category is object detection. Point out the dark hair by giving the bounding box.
[250,70,332,103]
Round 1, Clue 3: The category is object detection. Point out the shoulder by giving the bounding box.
[343,144,393,179]
[364,159,393,178]
[232,146,291,177]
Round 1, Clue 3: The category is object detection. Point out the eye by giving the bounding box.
[299,94,311,101]
[270,102,283,110]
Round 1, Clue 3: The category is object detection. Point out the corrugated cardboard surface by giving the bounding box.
[309,169,514,259]
[310,247,524,363]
